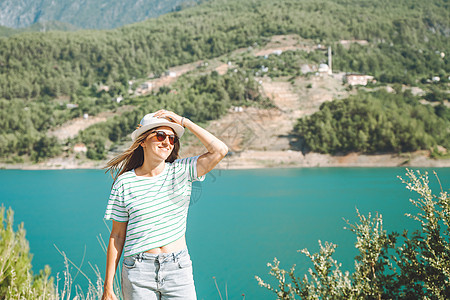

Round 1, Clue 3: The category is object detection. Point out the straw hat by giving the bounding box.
[131,113,184,141]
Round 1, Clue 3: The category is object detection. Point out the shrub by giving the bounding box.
[0,206,54,299]
[256,169,450,299]
[0,205,118,299]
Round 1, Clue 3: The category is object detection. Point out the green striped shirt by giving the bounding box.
[104,156,205,257]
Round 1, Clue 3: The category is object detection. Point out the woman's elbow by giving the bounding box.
[218,143,229,158]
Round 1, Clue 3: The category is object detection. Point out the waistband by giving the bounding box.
[133,248,188,263]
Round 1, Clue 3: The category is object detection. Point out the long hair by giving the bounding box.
[105,129,180,184]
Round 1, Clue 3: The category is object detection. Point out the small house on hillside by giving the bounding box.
[140,83,152,90]
[98,85,109,92]
[272,50,283,55]
[164,71,177,77]
[66,103,78,109]
[432,76,440,82]
[113,96,124,103]
[345,74,374,86]
[318,63,331,75]
[300,64,313,74]
[339,40,369,46]
[73,143,87,153]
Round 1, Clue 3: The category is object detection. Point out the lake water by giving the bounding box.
[1,167,449,299]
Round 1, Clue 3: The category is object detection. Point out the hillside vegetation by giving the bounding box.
[0,0,449,162]
[1,0,448,100]
[295,89,450,154]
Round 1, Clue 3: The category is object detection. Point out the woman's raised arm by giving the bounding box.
[183,118,228,177]
[153,110,228,177]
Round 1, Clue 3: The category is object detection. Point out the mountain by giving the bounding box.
[0,0,199,29]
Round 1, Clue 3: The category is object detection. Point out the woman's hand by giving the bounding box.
[101,287,118,300]
[153,109,183,126]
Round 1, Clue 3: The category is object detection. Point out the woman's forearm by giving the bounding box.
[184,118,228,157]
[104,233,125,290]
[184,118,228,177]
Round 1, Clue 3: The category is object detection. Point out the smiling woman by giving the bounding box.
[102,110,228,300]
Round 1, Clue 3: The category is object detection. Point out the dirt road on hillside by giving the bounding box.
[48,106,134,141]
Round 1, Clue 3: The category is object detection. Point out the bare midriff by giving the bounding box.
[145,235,187,254]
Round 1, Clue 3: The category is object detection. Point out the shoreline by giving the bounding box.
[2,150,449,170]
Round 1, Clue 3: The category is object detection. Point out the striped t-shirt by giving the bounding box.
[104,155,205,257]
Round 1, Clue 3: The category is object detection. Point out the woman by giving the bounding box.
[102,109,228,300]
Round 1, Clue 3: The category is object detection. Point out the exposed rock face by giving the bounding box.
[0,0,39,28]
[0,0,191,29]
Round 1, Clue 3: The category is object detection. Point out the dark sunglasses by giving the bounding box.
[150,131,178,145]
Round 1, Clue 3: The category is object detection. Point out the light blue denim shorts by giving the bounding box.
[121,248,196,300]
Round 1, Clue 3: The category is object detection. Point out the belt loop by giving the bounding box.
[138,252,143,262]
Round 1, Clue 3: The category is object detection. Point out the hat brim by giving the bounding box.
[131,119,184,141]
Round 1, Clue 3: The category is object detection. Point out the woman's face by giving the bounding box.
[140,126,176,161]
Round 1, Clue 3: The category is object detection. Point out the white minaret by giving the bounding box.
[328,46,332,75]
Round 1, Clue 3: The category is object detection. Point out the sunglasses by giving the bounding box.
[149,131,178,145]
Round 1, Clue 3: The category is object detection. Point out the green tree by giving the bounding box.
[31,136,61,162]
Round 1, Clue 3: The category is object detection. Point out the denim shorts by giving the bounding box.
[121,248,196,300]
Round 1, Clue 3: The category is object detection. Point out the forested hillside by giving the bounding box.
[0,0,449,163]
[1,0,448,100]
[294,90,450,154]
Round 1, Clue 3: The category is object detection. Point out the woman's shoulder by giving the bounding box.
[114,170,136,185]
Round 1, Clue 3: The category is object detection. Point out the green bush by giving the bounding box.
[256,169,450,299]
[0,205,117,299]
[0,206,54,299]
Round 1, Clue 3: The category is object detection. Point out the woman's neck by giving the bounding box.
[135,159,165,177]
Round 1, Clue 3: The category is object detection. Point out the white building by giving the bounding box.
[66,103,78,109]
[73,143,87,153]
[140,82,152,90]
[318,64,330,74]
[345,74,374,86]
[113,96,124,103]
[273,50,283,55]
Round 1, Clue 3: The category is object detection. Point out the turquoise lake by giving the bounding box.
[1,167,449,299]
